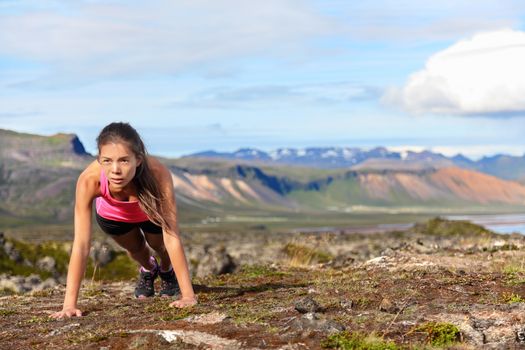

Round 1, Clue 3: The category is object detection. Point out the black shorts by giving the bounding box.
[95,212,163,236]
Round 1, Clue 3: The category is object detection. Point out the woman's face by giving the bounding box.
[98,142,142,189]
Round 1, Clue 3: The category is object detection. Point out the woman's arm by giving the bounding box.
[50,169,96,318]
[153,160,197,308]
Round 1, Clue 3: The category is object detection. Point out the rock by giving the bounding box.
[36,277,58,291]
[3,241,13,254]
[37,256,56,272]
[379,298,400,314]
[195,245,236,278]
[458,319,485,346]
[380,247,396,256]
[90,241,115,267]
[365,256,387,265]
[339,299,353,311]
[295,296,321,313]
[330,252,355,268]
[0,273,58,294]
[516,327,525,343]
[45,323,81,337]
[184,311,229,324]
[290,312,345,335]
[0,276,22,293]
[3,241,23,263]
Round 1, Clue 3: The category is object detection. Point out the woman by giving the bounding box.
[51,122,197,319]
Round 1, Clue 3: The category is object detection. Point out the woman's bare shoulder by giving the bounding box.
[77,160,101,195]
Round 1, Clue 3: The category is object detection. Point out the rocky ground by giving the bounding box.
[2,218,525,349]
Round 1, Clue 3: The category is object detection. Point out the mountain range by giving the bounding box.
[1,128,525,228]
[187,147,525,181]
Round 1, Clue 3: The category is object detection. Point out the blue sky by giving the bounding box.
[1,0,525,159]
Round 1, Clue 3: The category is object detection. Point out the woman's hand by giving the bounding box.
[49,306,83,319]
[169,295,197,308]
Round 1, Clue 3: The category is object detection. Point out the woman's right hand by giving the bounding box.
[49,306,82,319]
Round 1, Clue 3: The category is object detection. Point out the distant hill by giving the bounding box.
[167,158,525,213]
[1,128,525,229]
[0,129,94,225]
[185,147,525,180]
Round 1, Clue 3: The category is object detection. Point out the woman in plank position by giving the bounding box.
[51,122,196,318]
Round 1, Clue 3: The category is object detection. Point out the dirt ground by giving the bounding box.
[3,223,525,349]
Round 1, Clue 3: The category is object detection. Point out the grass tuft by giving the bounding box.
[321,331,402,350]
[413,217,493,237]
[414,321,460,347]
[283,242,333,266]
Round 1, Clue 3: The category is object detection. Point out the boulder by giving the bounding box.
[36,256,56,272]
[195,245,236,278]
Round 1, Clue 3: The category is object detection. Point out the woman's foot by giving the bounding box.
[158,268,180,297]
[134,256,159,298]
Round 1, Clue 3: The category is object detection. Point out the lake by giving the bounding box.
[445,213,525,235]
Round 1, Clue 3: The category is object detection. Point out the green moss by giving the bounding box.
[159,308,192,321]
[415,321,460,347]
[321,331,402,350]
[413,217,493,237]
[0,309,17,316]
[238,264,288,278]
[25,315,53,324]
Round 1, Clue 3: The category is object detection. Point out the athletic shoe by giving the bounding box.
[159,268,180,297]
[134,256,159,298]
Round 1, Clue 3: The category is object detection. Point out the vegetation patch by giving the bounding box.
[413,321,460,347]
[0,309,16,316]
[86,252,137,281]
[502,264,525,285]
[412,217,493,237]
[321,331,402,350]
[283,242,333,266]
[238,264,288,278]
[502,292,525,304]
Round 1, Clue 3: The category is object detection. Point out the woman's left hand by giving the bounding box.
[169,295,197,308]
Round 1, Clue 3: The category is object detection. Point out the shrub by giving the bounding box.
[321,331,401,350]
[415,321,460,347]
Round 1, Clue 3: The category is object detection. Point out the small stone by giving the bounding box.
[90,242,115,267]
[322,319,346,334]
[184,312,229,325]
[339,299,353,311]
[303,312,319,321]
[379,298,399,314]
[37,256,56,272]
[295,296,321,313]
[365,256,386,265]
[516,328,525,343]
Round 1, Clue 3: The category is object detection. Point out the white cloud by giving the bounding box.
[0,1,334,81]
[173,82,379,109]
[384,29,525,117]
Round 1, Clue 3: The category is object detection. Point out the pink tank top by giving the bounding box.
[95,169,150,223]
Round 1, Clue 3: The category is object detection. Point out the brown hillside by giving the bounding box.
[431,167,525,205]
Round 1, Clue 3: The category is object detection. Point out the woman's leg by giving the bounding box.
[110,227,155,270]
[143,232,171,271]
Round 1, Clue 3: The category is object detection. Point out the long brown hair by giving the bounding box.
[96,122,168,229]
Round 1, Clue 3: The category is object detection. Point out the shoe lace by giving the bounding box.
[138,271,154,289]
[160,272,177,289]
